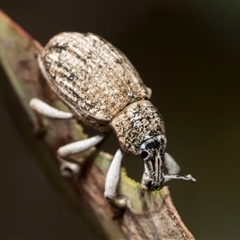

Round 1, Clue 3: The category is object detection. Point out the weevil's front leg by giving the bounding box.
[58,134,105,178]
[163,152,196,183]
[164,152,180,175]
[104,149,127,208]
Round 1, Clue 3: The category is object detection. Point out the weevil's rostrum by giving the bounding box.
[31,32,195,207]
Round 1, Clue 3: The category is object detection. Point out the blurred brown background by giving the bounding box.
[1,2,240,239]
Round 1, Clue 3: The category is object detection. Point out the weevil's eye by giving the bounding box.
[140,150,149,159]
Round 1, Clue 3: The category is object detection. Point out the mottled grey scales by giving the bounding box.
[38,32,151,132]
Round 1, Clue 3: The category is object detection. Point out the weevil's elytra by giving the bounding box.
[38,32,151,132]
[31,32,196,207]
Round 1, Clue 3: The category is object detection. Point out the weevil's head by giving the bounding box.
[139,134,167,190]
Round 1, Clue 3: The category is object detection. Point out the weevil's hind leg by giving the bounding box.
[30,98,74,119]
[58,134,105,178]
[30,98,106,179]
[29,98,74,135]
[163,152,196,183]
[104,149,128,208]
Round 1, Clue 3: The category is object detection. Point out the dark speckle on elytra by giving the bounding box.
[69,73,75,81]
[115,58,123,64]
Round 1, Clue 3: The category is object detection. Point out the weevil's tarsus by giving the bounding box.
[107,196,129,209]
[163,153,196,183]
[57,134,105,178]
[30,98,74,119]
[105,149,127,208]
[59,159,81,179]
[163,174,196,183]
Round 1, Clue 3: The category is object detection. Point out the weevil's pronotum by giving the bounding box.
[30,32,196,207]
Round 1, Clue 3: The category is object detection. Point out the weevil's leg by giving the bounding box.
[146,87,152,98]
[30,98,73,119]
[163,152,196,183]
[58,134,105,157]
[30,98,73,135]
[60,160,81,179]
[141,163,152,190]
[58,134,105,178]
[163,174,196,183]
[164,152,180,175]
[104,149,127,208]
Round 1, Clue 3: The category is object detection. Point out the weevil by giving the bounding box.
[30,32,195,207]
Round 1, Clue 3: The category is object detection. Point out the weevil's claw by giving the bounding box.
[185,174,196,182]
[107,197,131,219]
[106,196,130,209]
[60,161,81,179]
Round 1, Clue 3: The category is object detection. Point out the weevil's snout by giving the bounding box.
[139,135,167,190]
[141,153,163,190]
